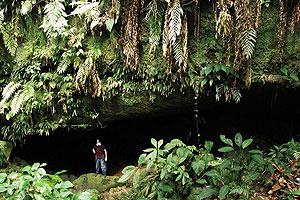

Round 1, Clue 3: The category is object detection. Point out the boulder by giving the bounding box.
[0,140,13,168]
[72,173,123,193]
[11,156,28,168]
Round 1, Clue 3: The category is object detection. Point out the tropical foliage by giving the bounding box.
[0,0,299,143]
[0,162,96,200]
[119,134,300,200]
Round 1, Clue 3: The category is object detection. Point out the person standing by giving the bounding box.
[92,139,107,176]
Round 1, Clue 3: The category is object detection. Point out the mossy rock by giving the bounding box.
[72,173,124,193]
[0,141,13,168]
[11,157,28,168]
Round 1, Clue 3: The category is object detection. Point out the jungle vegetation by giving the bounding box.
[0,0,299,143]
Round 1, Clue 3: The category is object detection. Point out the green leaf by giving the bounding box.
[198,187,218,198]
[220,135,233,146]
[221,65,227,73]
[158,139,163,149]
[205,170,219,179]
[219,185,229,200]
[8,172,18,179]
[290,73,299,81]
[234,133,242,147]
[248,150,263,154]
[280,67,288,75]
[31,163,40,171]
[119,166,136,183]
[204,141,214,152]
[205,66,213,75]
[191,159,205,176]
[151,138,157,148]
[242,139,253,149]
[138,154,146,166]
[218,146,234,153]
[105,18,114,32]
[209,79,214,87]
[268,163,274,175]
[158,184,173,192]
[0,173,7,180]
[61,181,74,189]
[201,78,208,87]
[251,154,265,165]
[216,75,221,80]
[244,172,261,182]
[196,179,207,184]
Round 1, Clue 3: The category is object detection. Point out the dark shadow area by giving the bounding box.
[12,84,300,176]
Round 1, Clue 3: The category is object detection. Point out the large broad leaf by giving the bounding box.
[268,163,275,175]
[280,67,288,75]
[198,187,218,198]
[151,138,158,148]
[119,166,136,183]
[138,154,147,166]
[204,141,214,152]
[60,181,74,189]
[191,158,205,176]
[251,154,265,165]
[205,170,220,179]
[248,150,263,154]
[290,73,299,81]
[196,179,207,184]
[105,18,114,32]
[234,133,242,147]
[219,185,229,200]
[220,135,233,147]
[218,146,234,153]
[244,172,261,182]
[242,139,253,149]
[177,147,190,164]
[158,184,173,192]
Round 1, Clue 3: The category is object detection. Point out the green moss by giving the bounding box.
[72,173,123,193]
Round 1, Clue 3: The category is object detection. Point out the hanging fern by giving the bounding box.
[75,58,93,90]
[2,82,21,101]
[173,40,184,66]
[40,0,68,38]
[168,1,183,46]
[239,28,257,60]
[144,0,164,54]
[0,23,18,56]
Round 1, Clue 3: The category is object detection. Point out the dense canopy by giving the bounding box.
[0,0,299,143]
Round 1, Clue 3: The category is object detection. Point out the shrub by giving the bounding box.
[0,162,96,200]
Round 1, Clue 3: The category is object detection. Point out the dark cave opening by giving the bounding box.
[11,84,300,176]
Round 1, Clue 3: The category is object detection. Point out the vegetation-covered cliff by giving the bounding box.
[0,0,299,143]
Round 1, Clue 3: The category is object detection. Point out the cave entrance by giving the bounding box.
[11,85,300,176]
[12,113,195,176]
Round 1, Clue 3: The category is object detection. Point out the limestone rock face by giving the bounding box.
[72,173,123,193]
[0,141,13,167]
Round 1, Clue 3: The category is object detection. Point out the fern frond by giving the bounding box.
[144,0,163,54]
[162,5,170,57]
[11,91,24,115]
[168,1,183,46]
[40,0,68,38]
[173,40,184,66]
[2,82,21,101]
[0,24,18,56]
[0,99,8,114]
[57,51,72,74]
[75,57,93,89]
[239,28,256,60]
